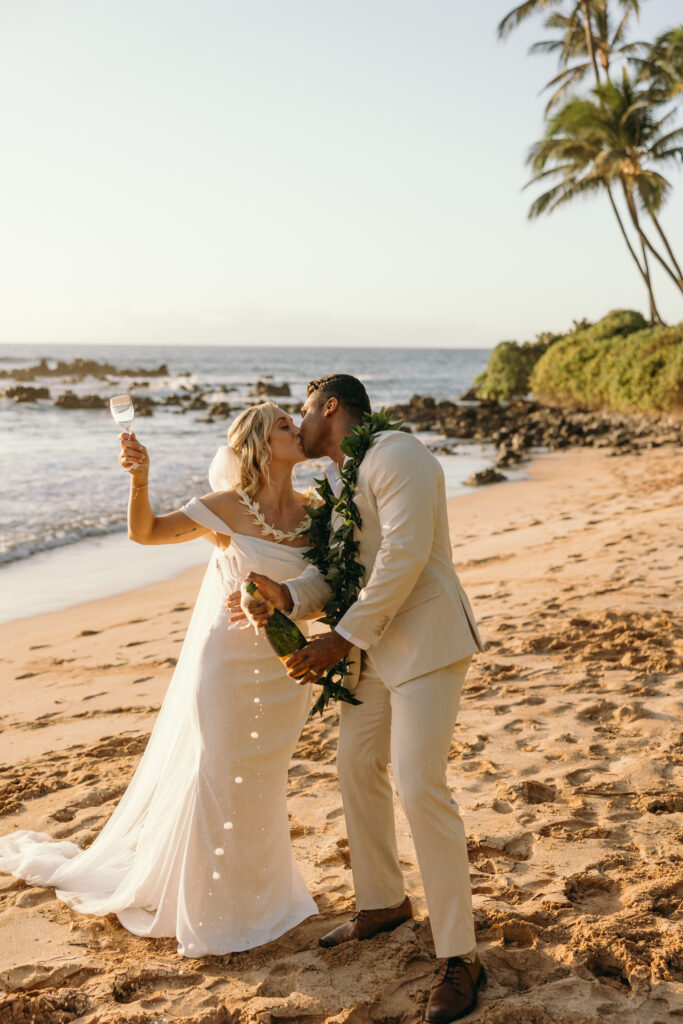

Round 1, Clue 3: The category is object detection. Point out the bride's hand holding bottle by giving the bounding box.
[226,572,292,627]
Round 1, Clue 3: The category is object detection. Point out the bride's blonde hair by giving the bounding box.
[227,402,276,498]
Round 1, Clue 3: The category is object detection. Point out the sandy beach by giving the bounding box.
[1,445,682,1024]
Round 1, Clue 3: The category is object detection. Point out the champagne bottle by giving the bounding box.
[241,581,362,711]
[242,580,308,665]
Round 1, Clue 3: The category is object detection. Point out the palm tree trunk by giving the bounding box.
[649,211,683,287]
[638,238,662,324]
[621,182,664,323]
[606,183,647,278]
[579,0,602,84]
[639,225,683,293]
[622,183,683,294]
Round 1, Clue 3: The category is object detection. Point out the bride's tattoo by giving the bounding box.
[174,525,198,538]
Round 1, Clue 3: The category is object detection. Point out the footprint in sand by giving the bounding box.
[565,870,623,913]
[646,794,683,814]
[503,719,524,734]
[512,781,557,805]
[565,768,594,786]
[316,836,351,869]
[490,921,535,948]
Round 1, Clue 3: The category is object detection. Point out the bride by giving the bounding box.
[0,402,320,956]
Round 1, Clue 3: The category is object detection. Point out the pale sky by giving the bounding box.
[1,0,681,348]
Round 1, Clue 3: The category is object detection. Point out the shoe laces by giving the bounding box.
[434,957,473,996]
[351,909,369,922]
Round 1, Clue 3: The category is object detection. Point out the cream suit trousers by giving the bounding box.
[337,653,476,959]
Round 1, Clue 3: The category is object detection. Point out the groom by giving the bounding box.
[237,374,485,1023]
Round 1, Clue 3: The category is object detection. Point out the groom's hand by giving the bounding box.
[226,572,293,626]
[285,631,353,685]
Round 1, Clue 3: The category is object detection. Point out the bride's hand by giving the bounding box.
[225,573,292,627]
[226,588,249,625]
[119,432,150,483]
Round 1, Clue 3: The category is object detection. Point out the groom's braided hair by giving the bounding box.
[306,374,371,422]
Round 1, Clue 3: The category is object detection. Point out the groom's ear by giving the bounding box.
[323,397,339,418]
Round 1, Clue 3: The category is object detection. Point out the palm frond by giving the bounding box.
[649,146,683,164]
[529,38,566,56]
[635,170,671,213]
[523,161,582,187]
[611,8,633,47]
[543,66,592,113]
[497,0,562,39]
[543,61,591,89]
[528,173,605,219]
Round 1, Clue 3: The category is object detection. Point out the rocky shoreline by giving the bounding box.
[2,359,682,486]
[386,394,683,484]
[0,359,294,418]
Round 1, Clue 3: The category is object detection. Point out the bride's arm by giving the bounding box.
[119,432,213,546]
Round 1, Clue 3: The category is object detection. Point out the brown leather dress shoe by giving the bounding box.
[318,895,413,948]
[424,955,485,1023]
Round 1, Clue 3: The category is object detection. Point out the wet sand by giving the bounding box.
[1,445,682,1023]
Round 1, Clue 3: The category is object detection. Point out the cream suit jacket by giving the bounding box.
[287,430,483,688]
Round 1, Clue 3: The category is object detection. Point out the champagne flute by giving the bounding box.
[110,394,135,436]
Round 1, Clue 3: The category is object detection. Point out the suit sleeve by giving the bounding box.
[283,563,333,621]
[335,436,439,648]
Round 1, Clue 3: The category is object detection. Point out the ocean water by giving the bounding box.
[0,343,501,622]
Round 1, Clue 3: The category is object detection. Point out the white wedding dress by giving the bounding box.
[0,497,318,956]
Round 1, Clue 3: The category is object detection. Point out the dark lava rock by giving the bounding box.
[0,358,170,382]
[206,401,232,418]
[250,380,291,397]
[464,468,507,486]
[410,394,436,412]
[495,449,523,469]
[55,391,107,409]
[458,386,480,402]
[387,395,683,457]
[184,394,208,410]
[1,385,50,402]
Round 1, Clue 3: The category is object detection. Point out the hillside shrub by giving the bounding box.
[474,330,564,400]
[530,311,682,413]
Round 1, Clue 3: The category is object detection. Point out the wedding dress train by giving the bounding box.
[0,498,318,956]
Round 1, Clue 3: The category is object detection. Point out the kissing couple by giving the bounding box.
[0,374,485,1022]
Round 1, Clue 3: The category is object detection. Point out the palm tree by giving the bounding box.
[526,75,683,322]
[630,26,683,102]
[531,3,642,110]
[498,0,641,90]
[499,0,681,322]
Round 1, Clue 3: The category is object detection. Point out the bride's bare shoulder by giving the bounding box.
[198,489,243,521]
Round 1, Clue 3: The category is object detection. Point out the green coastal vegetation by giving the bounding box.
[474,310,682,413]
[478,1,682,414]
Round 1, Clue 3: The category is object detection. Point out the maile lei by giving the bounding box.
[304,409,403,717]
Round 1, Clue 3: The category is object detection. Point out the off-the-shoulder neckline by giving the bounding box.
[192,497,310,551]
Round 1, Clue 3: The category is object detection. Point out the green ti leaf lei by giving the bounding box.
[304,408,404,716]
